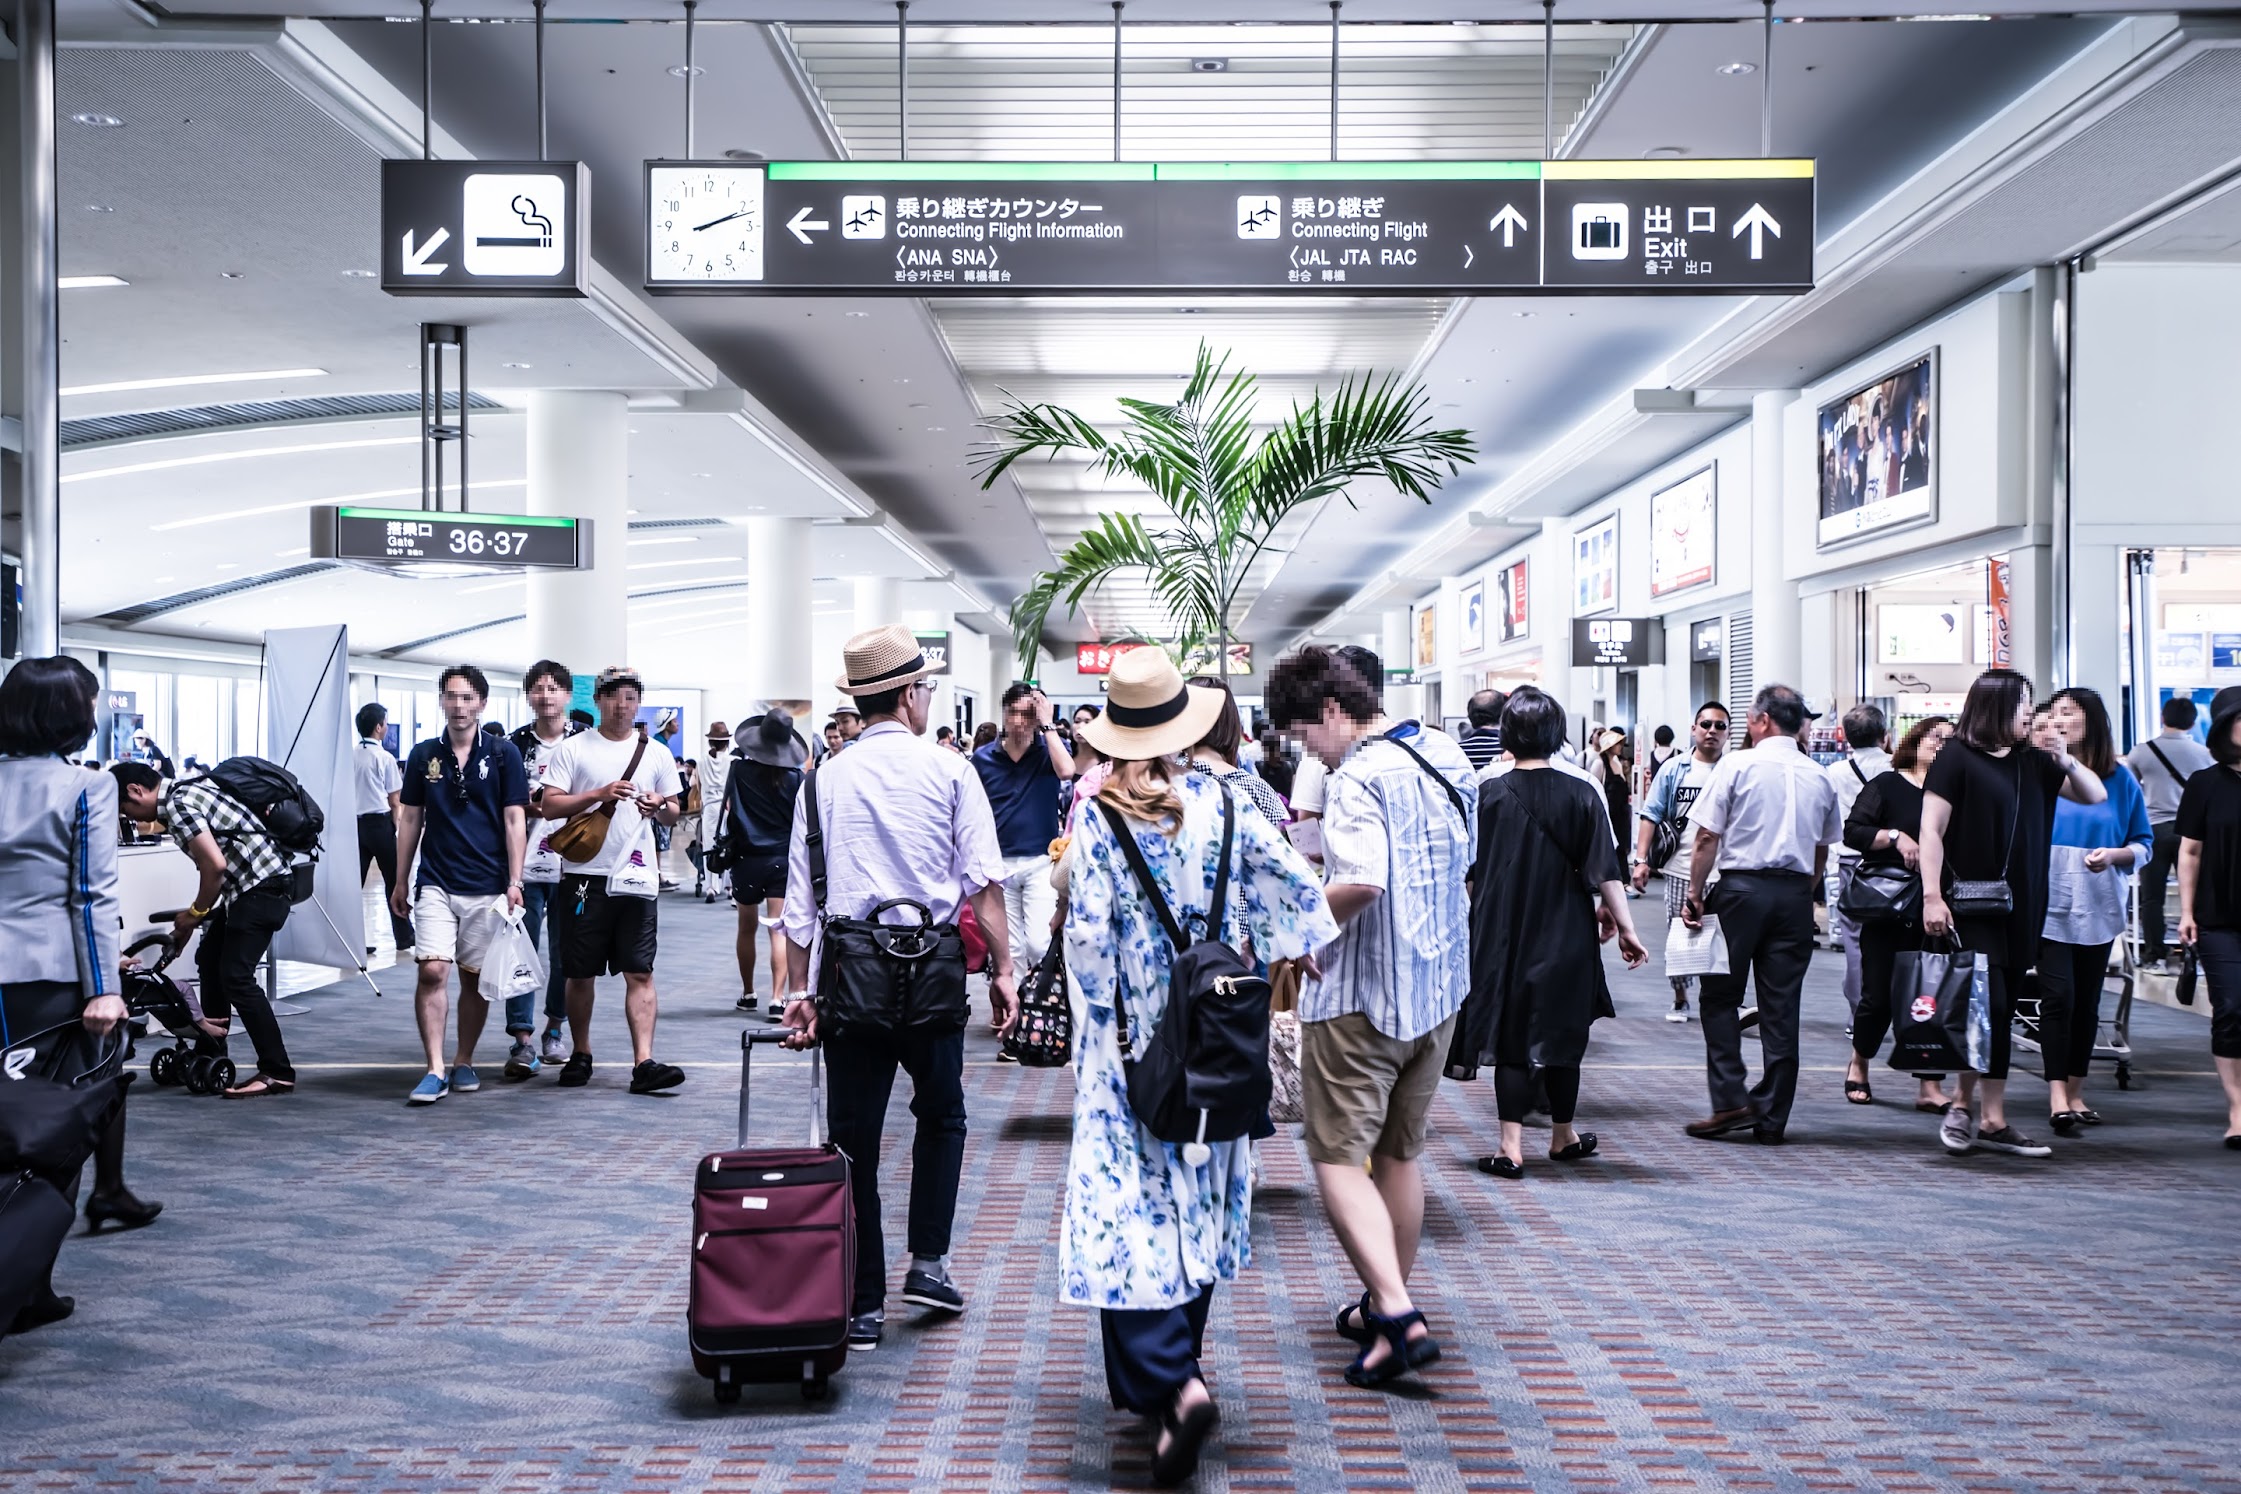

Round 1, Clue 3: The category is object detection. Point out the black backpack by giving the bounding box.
[1097,781,1271,1152]
[197,756,325,855]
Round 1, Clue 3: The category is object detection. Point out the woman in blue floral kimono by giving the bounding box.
[1062,647,1335,1487]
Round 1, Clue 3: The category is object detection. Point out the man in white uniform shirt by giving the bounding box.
[1824,704,1893,1026]
[781,626,1018,1354]
[353,702,411,958]
[538,666,686,1097]
[1681,684,1843,1146]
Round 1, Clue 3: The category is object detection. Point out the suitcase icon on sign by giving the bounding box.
[1571,203,1628,261]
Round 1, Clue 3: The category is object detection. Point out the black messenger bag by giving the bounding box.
[803,778,969,1040]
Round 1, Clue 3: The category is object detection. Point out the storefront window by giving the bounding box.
[1844,556,2003,739]
[176,675,223,771]
[2128,547,2241,748]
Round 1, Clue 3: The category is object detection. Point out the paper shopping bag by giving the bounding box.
[1664,916,1730,977]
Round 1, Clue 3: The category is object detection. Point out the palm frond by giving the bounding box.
[1245,369,1476,535]
[1007,512,1218,674]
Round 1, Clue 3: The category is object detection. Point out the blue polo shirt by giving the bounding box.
[972,735,1063,860]
[401,731,530,895]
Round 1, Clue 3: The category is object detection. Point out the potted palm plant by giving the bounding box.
[974,343,1476,677]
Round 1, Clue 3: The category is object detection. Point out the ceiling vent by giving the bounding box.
[62,393,504,450]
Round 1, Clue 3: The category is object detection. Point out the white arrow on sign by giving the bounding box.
[787,206,829,245]
[1732,203,1781,260]
[1464,244,1475,269]
[1490,203,1529,248]
[401,226,451,276]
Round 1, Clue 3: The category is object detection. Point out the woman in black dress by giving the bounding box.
[2177,685,2241,1147]
[1842,715,1954,1115]
[1918,669,2106,1159]
[1449,689,1648,1179]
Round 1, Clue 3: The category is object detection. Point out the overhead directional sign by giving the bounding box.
[641,159,1813,296]
[382,160,590,297]
[311,506,591,570]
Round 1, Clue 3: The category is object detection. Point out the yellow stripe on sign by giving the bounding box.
[1544,159,1816,181]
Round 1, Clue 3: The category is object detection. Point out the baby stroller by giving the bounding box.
[121,930,237,1096]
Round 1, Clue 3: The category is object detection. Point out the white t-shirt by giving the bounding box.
[1291,752,1329,814]
[542,729,683,877]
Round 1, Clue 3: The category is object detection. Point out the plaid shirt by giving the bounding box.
[163,777,291,907]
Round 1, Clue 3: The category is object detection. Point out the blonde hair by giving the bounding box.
[1097,755,1185,838]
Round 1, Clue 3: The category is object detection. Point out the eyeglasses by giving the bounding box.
[910,680,938,697]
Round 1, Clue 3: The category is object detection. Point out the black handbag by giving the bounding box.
[1098,782,1272,1151]
[802,777,968,1040]
[1840,860,1922,924]
[2176,943,2200,1006]
[1946,752,2025,919]
[1002,940,1072,1068]
[0,1027,125,1177]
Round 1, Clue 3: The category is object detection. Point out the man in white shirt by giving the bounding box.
[507,660,584,1072]
[1824,704,1893,1026]
[699,721,732,902]
[1681,684,1843,1145]
[538,666,686,1097]
[781,626,1017,1353]
[1631,701,1731,1022]
[352,702,410,958]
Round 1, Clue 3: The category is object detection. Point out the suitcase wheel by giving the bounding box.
[802,1376,830,1402]
[713,1380,741,1405]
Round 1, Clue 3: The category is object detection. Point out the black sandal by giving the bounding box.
[1345,1307,1441,1389]
[1335,1290,1375,1344]
[1549,1133,1599,1163]
[1476,1155,1525,1179]
[1844,1079,1873,1105]
[1151,1387,1219,1487]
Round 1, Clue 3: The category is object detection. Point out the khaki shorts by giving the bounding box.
[1300,1010,1458,1166]
[412,886,510,972]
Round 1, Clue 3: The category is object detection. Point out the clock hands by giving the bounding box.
[691,207,755,233]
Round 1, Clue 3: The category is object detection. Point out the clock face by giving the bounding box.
[646,164,765,285]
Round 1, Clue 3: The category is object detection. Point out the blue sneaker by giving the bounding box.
[408,1072,449,1105]
[502,1040,539,1081]
[449,1064,481,1093]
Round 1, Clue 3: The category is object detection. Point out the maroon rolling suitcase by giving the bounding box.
[690,1028,855,1404]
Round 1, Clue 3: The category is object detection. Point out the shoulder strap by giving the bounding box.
[1498,773,1589,884]
[2146,739,2191,787]
[802,771,829,914]
[1096,799,1188,951]
[1996,751,2027,878]
[1380,728,1469,825]
[1850,758,1869,786]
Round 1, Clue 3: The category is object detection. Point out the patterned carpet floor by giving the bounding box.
[5,884,2239,1492]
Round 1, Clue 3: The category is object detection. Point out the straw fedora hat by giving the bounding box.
[1078,646,1226,761]
[834,624,938,696]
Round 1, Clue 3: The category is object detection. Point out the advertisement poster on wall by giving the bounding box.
[1415,604,1438,671]
[1572,513,1618,617]
[1460,579,1486,655]
[1878,604,1969,664]
[1496,558,1529,645]
[1817,350,1937,550]
[1986,557,2013,668]
[1649,466,1716,597]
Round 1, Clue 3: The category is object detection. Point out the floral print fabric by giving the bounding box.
[1059,771,1337,1311]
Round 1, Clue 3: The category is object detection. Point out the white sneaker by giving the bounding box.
[1665,1005,1691,1023]
[1940,1105,1978,1155]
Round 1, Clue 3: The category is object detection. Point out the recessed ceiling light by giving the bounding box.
[893,377,910,384]
[85,204,114,213]
[1191,58,1229,72]
[60,366,327,399]
[342,269,377,279]
[70,113,124,128]
[503,361,532,369]
[907,402,929,409]
[626,534,699,547]
[667,64,705,78]
[691,471,712,478]
[926,427,946,433]
[1511,311,1536,319]
[845,311,869,318]
[219,271,244,279]
[1645,146,1689,159]
[58,275,128,289]
[1716,61,1758,76]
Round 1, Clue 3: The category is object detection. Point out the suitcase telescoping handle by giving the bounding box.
[739,1028,825,1150]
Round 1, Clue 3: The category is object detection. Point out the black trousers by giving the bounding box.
[1496,1064,1579,1125]
[2197,928,2241,1060]
[195,882,295,1082]
[2141,823,2180,961]
[823,1023,967,1317]
[2037,938,2114,1083]
[357,812,413,949]
[1852,919,1948,1080]
[1700,870,1816,1132]
[1102,1286,1215,1415]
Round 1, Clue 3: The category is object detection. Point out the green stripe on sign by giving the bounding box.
[1154,161,1542,181]
[769,162,1155,182]
[338,507,575,528]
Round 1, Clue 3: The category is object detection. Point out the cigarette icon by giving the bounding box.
[477,194,554,248]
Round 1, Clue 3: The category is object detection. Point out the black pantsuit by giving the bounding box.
[822,1024,967,1318]
[357,811,413,950]
[1700,869,1817,1133]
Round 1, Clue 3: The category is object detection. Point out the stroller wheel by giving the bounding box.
[208,1058,237,1093]
[150,1047,181,1087]
[182,1058,209,1095]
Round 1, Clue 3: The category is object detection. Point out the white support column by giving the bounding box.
[525,391,629,673]
[1750,389,1803,696]
[744,516,812,709]
[853,576,898,636]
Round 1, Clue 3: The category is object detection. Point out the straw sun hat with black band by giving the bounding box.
[833,624,939,697]
[1076,646,1227,762]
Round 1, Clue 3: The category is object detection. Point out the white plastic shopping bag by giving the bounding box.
[1664,915,1731,978]
[485,907,545,1001]
[606,841,661,900]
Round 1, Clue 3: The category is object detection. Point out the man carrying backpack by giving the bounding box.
[112,761,300,1098]
[1264,645,1476,1389]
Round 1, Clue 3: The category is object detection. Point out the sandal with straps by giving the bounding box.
[1344,1307,1442,1389]
[1150,1385,1220,1488]
[1334,1290,1376,1345]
